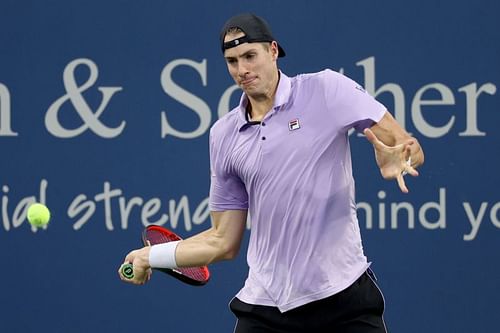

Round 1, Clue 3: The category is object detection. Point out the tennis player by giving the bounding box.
[120,13,424,333]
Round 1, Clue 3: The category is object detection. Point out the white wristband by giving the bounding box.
[149,241,180,269]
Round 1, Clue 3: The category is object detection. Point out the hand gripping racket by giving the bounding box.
[121,225,210,286]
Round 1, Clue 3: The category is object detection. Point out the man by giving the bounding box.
[119,13,424,333]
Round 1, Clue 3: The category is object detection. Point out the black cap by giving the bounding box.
[220,13,286,57]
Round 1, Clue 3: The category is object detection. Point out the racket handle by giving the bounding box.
[121,263,134,279]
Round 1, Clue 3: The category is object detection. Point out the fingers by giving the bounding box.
[118,262,150,285]
[365,129,421,193]
[124,250,136,265]
[119,249,151,285]
[397,158,419,193]
[363,128,381,147]
[402,153,418,176]
[404,143,412,161]
[396,174,409,194]
[118,262,132,282]
[404,165,419,177]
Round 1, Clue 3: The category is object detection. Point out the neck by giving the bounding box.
[247,70,280,122]
[247,98,274,122]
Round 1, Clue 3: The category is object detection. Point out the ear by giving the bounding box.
[270,41,279,60]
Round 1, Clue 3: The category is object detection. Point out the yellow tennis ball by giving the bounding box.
[27,203,51,227]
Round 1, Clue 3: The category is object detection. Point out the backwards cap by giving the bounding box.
[220,13,286,57]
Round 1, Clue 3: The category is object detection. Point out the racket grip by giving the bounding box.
[121,263,134,279]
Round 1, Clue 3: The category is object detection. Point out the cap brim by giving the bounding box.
[277,44,286,57]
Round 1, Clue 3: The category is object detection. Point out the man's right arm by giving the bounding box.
[119,209,247,285]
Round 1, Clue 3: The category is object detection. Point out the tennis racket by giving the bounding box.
[121,225,210,286]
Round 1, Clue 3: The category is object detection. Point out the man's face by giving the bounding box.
[223,32,279,99]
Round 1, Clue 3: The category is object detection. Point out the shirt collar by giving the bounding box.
[237,70,292,132]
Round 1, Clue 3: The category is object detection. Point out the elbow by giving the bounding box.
[219,243,240,261]
[205,234,241,263]
[210,235,241,262]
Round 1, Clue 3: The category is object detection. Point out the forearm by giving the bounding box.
[120,228,227,280]
[120,211,246,284]
[174,228,237,267]
[150,210,247,269]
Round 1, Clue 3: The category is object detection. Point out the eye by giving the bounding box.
[226,58,237,65]
[245,53,255,60]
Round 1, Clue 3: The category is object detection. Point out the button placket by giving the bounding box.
[260,107,278,142]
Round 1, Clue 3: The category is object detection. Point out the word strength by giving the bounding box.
[0,179,210,233]
[67,182,210,231]
[1,180,499,241]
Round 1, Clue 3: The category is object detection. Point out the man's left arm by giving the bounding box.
[364,111,425,193]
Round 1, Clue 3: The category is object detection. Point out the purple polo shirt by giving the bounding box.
[209,69,386,312]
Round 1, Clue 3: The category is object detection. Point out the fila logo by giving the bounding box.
[288,118,300,131]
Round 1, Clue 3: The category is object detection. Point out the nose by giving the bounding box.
[237,62,249,78]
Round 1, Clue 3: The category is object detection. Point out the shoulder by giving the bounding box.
[292,69,343,83]
[284,69,348,102]
[289,69,346,91]
[210,108,241,143]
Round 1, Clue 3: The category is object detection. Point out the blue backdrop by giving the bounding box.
[1,1,499,332]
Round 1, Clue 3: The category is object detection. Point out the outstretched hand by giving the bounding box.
[364,128,419,193]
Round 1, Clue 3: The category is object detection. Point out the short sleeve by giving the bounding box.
[208,129,249,211]
[323,69,386,132]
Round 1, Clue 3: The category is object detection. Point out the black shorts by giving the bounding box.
[229,269,387,333]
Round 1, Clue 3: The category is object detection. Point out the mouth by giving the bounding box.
[240,77,257,86]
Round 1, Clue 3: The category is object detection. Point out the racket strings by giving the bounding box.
[146,229,209,282]
[178,267,210,281]
[146,230,180,244]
